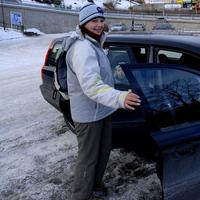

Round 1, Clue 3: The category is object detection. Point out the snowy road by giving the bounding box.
[0,34,161,200]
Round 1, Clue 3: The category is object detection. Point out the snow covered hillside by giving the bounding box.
[21,0,139,10]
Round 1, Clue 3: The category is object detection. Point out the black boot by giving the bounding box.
[93,182,108,197]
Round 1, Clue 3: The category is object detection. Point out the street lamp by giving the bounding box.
[0,0,6,30]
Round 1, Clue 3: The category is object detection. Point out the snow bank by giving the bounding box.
[23,28,45,36]
[0,27,24,41]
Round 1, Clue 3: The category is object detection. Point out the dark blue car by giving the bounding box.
[40,33,200,200]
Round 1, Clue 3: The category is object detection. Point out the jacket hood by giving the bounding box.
[62,25,107,56]
[62,29,83,52]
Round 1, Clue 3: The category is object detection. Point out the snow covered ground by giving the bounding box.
[0,27,24,41]
[62,0,139,10]
[0,28,161,200]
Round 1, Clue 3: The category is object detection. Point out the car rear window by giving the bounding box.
[47,41,62,66]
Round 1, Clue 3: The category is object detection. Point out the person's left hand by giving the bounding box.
[124,92,141,110]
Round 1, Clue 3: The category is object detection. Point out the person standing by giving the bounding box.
[66,2,141,200]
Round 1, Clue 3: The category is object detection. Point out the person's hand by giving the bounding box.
[124,92,141,110]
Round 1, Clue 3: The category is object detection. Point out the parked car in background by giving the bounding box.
[152,22,175,31]
[130,23,146,31]
[40,33,200,200]
[156,16,168,22]
[110,23,127,31]
[152,17,175,32]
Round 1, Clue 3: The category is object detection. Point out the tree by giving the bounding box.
[52,0,61,5]
[103,0,116,9]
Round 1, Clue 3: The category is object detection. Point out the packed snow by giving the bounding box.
[0,27,24,41]
[0,27,44,41]
[23,28,44,35]
[0,28,162,200]
[62,0,139,10]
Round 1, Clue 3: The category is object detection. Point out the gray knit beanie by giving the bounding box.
[79,3,105,26]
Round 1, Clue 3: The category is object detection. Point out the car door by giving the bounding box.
[106,45,157,153]
[121,63,200,200]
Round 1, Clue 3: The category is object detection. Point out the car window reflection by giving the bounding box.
[132,68,200,129]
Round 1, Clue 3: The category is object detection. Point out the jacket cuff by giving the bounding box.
[118,91,129,109]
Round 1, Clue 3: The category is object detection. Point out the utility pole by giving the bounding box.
[1,0,6,30]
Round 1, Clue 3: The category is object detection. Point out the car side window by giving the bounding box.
[179,53,200,71]
[131,68,200,129]
[132,47,148,64]
[157,49,182,64]
[156,49,200,71]
[107,49,131,68]
[107,49,131,87]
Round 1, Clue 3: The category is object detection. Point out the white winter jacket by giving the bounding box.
[66,28,128,123]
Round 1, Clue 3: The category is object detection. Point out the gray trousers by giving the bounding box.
[71,116,112,200]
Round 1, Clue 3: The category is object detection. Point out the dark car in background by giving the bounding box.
[40,33,200,200]
[152,17,175,32]
[152,23,175,31]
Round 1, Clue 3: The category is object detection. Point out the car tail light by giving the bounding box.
[40,41,54,80]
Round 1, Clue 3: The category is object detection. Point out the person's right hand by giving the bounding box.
[124,92,141,110]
